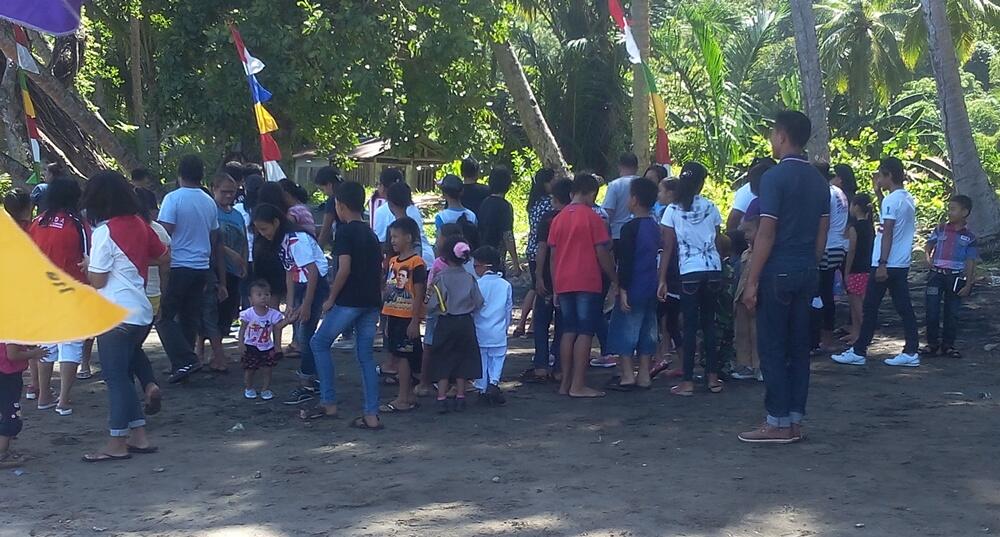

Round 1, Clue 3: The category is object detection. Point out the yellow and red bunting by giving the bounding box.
[14,25,42,183]
[229,24,286,180]
[609,0,672,165]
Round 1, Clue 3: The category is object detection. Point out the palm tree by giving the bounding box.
[919,0,1000,240]
[902,0,1000,69]
[630,0,651,166]
[652,1,784,177]
[817,0,910,114]
[789,0,832,162]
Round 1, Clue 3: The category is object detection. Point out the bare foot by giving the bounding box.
[568,387,606,398]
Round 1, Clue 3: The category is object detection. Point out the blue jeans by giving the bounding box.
[96,323,151,437]
[853,268,919,357]
[608,296,658,357]
[532,293,562,370]
[925,271,962,347]
[557,292,603,336]
[679,272,722,381]
[293,280,329,379]
[309,306,380,415]
[756,269,817,427]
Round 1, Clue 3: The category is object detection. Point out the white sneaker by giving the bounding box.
[884,353,920,367]
[259,389,274,401]
[244,388,258,399]
[831,349,866,366]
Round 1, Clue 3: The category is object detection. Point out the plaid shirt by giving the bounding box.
[926,222,978,272]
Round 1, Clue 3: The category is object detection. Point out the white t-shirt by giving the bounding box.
[89,218,165,326]
[280,231,330,283]
[660,195,723,275]
[731,183,756,214]
[401,205,436,267]
[145,221,172,298]
[234,202,254,257]
[825,184,850,251]
[601,175,639,239]
[239,306,284,351]
[871,188,917,268]
[158,187,219,269]
[373,202,394,242]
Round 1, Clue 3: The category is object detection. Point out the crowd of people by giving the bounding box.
[0,108,981,466]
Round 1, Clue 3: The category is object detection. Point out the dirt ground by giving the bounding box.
[3,269,1000,537]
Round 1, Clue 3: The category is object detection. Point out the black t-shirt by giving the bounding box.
[461,183,490,216]
[135,186,159,214]
[477,195,514,252]
[331,220,383,307]
[536,209,559,290]
[850,219,875,274]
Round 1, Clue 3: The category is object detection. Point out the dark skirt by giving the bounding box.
[429,314,482,381]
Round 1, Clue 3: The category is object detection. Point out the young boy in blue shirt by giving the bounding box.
[920,195,977,358]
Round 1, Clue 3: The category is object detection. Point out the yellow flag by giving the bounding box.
[0,210,127,344]
[21,89,35,118]
[254,103,278,134]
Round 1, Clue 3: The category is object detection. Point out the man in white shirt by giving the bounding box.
[833,157,919,367]
[156,155,222,383]
[601,152,640,242]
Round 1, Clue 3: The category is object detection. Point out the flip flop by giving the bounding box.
[708,381,724,394]
[82,452,132,463]
[350,416,384,430]
[299,406,338,421]
[382,375,399,386]
[127,445,159,454]
[568,391,606,398]
[670,385,693,397]
[605,377,637,392]
[379,402,418,413]
[76,370,94,380]
[37,399,59,411]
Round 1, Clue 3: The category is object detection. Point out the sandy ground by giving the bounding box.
[3,270,1000,537]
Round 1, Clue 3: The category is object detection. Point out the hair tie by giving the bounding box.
[453,242,470,259]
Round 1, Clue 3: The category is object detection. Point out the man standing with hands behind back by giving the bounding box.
[738,111,829,445]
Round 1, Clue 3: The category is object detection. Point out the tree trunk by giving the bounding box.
[921,0,1000,242]
[491,40,571,179]
[789,0,831,163]
[630,0,650,166]
[0,25,142,174]
[128,14,148,164]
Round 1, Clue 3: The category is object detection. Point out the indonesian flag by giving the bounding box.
[229,25,265,76]
[609,0,672,165]
[260,133,286,181]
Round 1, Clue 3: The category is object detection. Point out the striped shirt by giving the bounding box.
[926,223,978,272]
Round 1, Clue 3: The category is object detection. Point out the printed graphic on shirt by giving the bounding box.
[382,254,427,318]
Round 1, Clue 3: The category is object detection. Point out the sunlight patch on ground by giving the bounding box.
[197,526,288,537]
[349,503,568,534]
[228,439,269,451]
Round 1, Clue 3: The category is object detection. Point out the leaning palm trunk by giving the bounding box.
[789,0,831,163]
[921,0,1000,242]
[0,26,141,174]
[492,40,571,179]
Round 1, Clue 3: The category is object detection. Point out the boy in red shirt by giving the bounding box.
[547,173,618,398]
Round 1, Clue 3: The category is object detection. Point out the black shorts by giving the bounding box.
[386,315,422,374]
[242,346,281,370]
[0,372,24,438]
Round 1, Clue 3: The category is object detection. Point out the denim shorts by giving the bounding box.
[557,292,603,336]
[608,297,658,357]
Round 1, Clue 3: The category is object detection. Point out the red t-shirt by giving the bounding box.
[28,211,91,283]
[547,203,611,294]
[0,344,29,375]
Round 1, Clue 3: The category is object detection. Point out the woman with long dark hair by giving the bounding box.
[252,203,330,406]
[657,162,725,396]
[27,178,89,415]
[516,168,556,338]
[80,171,170,462]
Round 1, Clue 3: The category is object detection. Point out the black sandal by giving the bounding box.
[918,345,939,357]
[299,405,338,421]
[940,347,962,359]
[350,416,384,430]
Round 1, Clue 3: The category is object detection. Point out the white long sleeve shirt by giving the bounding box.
[474,272,513,348]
